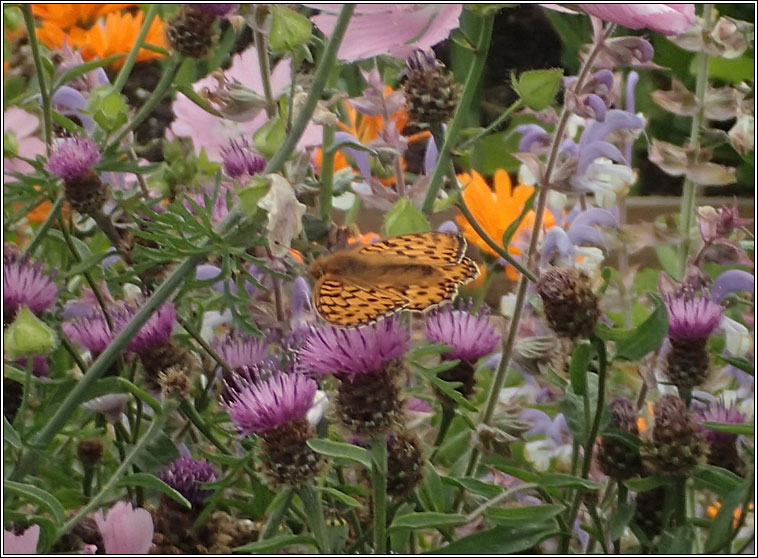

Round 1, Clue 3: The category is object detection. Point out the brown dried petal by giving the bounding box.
[685,161,737,186]
[651,79,697,116]
[648,139,688,176]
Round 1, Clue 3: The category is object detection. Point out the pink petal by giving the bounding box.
[4,525,40,555]
[94,501,154,555]
[4,107,40,138]
[577,4,696,35]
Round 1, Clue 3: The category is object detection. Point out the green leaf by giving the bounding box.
[600,429,641,449]
[233,534,318,553]
[569,341,592,396]
[269,6,313,54]
[538,474,601,491]
[318,487,360,508]
[174,85,223,117]
[383,197,430,237]
[659,524,694,554]
[52,54,125,91]
[485,504,565,525]
[623,474,668,492]
[425,526,558,554]
[117,473,191,509]
[511,69,564,111]
[4,416,22,448]
[390,512,468,531]
[4,481,66,526]
[694,465,744,497]
[440,476,503,499]
[609,502,635,541]
[701,421,753,436]
[307,439,372,469]
[715,354,754,376]
[416,363,478,413]
[131,432,180,473]
[603,295,668,361]
[254,117,287,158]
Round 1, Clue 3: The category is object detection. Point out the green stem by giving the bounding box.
[560,336,607,553]
[319,124,336,222]
[253,28,277,118]
[421,14,494,215]
[678,4,714,277]
[175,314,235,377]
[457,99,522,151]
[23,196,63,258]
[21,5,52,151]
[112,4,158,93]
[672,475,687,527]
[8,3,353,483]
[265,4,355,173]
[108,54,184,150]
[13,359,34,432]
[372,435,388,554]
[465,483,538,523]
[58,400,179,538]
[179,399,230,455]
[299,485,331,553]
[432,401,456,452]
[260,489,294,540]
[614,484,628,553]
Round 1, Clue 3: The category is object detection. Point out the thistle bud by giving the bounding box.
[46,137,107,215]
[598,397,643,480]
[536,267,600,339]
[77,437,104,466]
[401,49,461,127]
[648,395,708,476]
[166,6,219,59]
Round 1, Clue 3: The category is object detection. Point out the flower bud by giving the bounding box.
[166,6,219,59]
[536,267,599,339]
[401,49,460,127]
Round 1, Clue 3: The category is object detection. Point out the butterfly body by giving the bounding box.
[307,232,479,327]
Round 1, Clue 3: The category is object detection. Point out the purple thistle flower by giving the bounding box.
[665,296,723,339]
[425,303,500,363]
[159,456,219,505]
[194,3,238,16]
[220,138,266,179]
[14,355,49,377]
[296,317,409,378]
[62,313,115,354]
[46,137,100,181]
[695,399,747,447]
[223,370,318,435]
[3,253,58,321]
[125,302,176,354]
[212,333,268,374]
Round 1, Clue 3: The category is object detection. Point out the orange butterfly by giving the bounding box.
[307,232,479,327]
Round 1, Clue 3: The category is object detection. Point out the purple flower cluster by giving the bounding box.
[223,370,317,435]
[212,333,268,374]
[665,296,723,339]
[220,138,266,179]
[3,251,58,319]
[46,137,100,181]
[159,456,219,505]
[424,303,499,363]
[296,317,409,378]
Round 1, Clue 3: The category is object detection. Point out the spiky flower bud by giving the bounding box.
[46,137,107,215]
[648,395,708,476]
[166,6,219,59]
[598,397,642,480]
[401,49,460,127]
[664,296,723,393]
[536,267,600,339]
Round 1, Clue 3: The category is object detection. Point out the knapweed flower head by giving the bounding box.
[159,457,219,506]
[536,267,600,339]
[297,317,409,379]
[425,302,500,363]
[402,49,460,127]
[46,137,100,181]
[695,398,747,474]
[123,301,176,354]
[649,394,708,476]
[666,295,723,339]
[598,397,643,480]
[223,369,318,435]
[212,332,268,376]
[3,250,58,322]
[220,138,266,179]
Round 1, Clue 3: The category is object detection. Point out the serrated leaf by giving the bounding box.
[307,439,372,469]
[117,473,191,509]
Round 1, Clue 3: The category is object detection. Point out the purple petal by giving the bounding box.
[571,207,619,229]
[568,225,606,248]
[711,270,754,304]
[625,71,640,114]
[540,227,575,267]
[52,86,87,111]
[334,131,372,181]
[517,124,550,152]
[577,140,626,176]
[424,135,438,176]
[579,109,644,152]
[437,220,459,233]
[584,94,607,122]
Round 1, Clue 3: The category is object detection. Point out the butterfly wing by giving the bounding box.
[357,232,467,264]
[401,257,480,311]
[313,275,410,327]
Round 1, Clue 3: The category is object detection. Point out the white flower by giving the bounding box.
[721,316,753,358]
[570,157,636,209]
[307,390,329,426]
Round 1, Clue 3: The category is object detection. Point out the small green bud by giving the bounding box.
[4,130,19,158]
[88,85,129,133]
[253,116,286,158]
[4,307,57,359]
[511,69,564,111]
[269,6,312,54]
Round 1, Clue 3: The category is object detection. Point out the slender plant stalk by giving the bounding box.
[175,314,235,377]
[421,14,494,214]
[457,99,522,151]
[8,4,354,483]
[319,124,336,221]
[462,23,615,483]
[372,435,388,554]
[108,54,184,149]
[265,4,355,173]
[179,399,230,455]
[112,4,159,93]
[254,27,277,118]
[58,400,179,538]
[299,485,331,553]
[260,489,294,540]
[21,5,52,151]
[14,360,34,434]
[22,196,63,258]
[678,4,714,277]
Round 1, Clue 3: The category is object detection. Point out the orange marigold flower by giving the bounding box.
[455,169,556,280]
[32,4,130,29]
[36,8,166,68]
